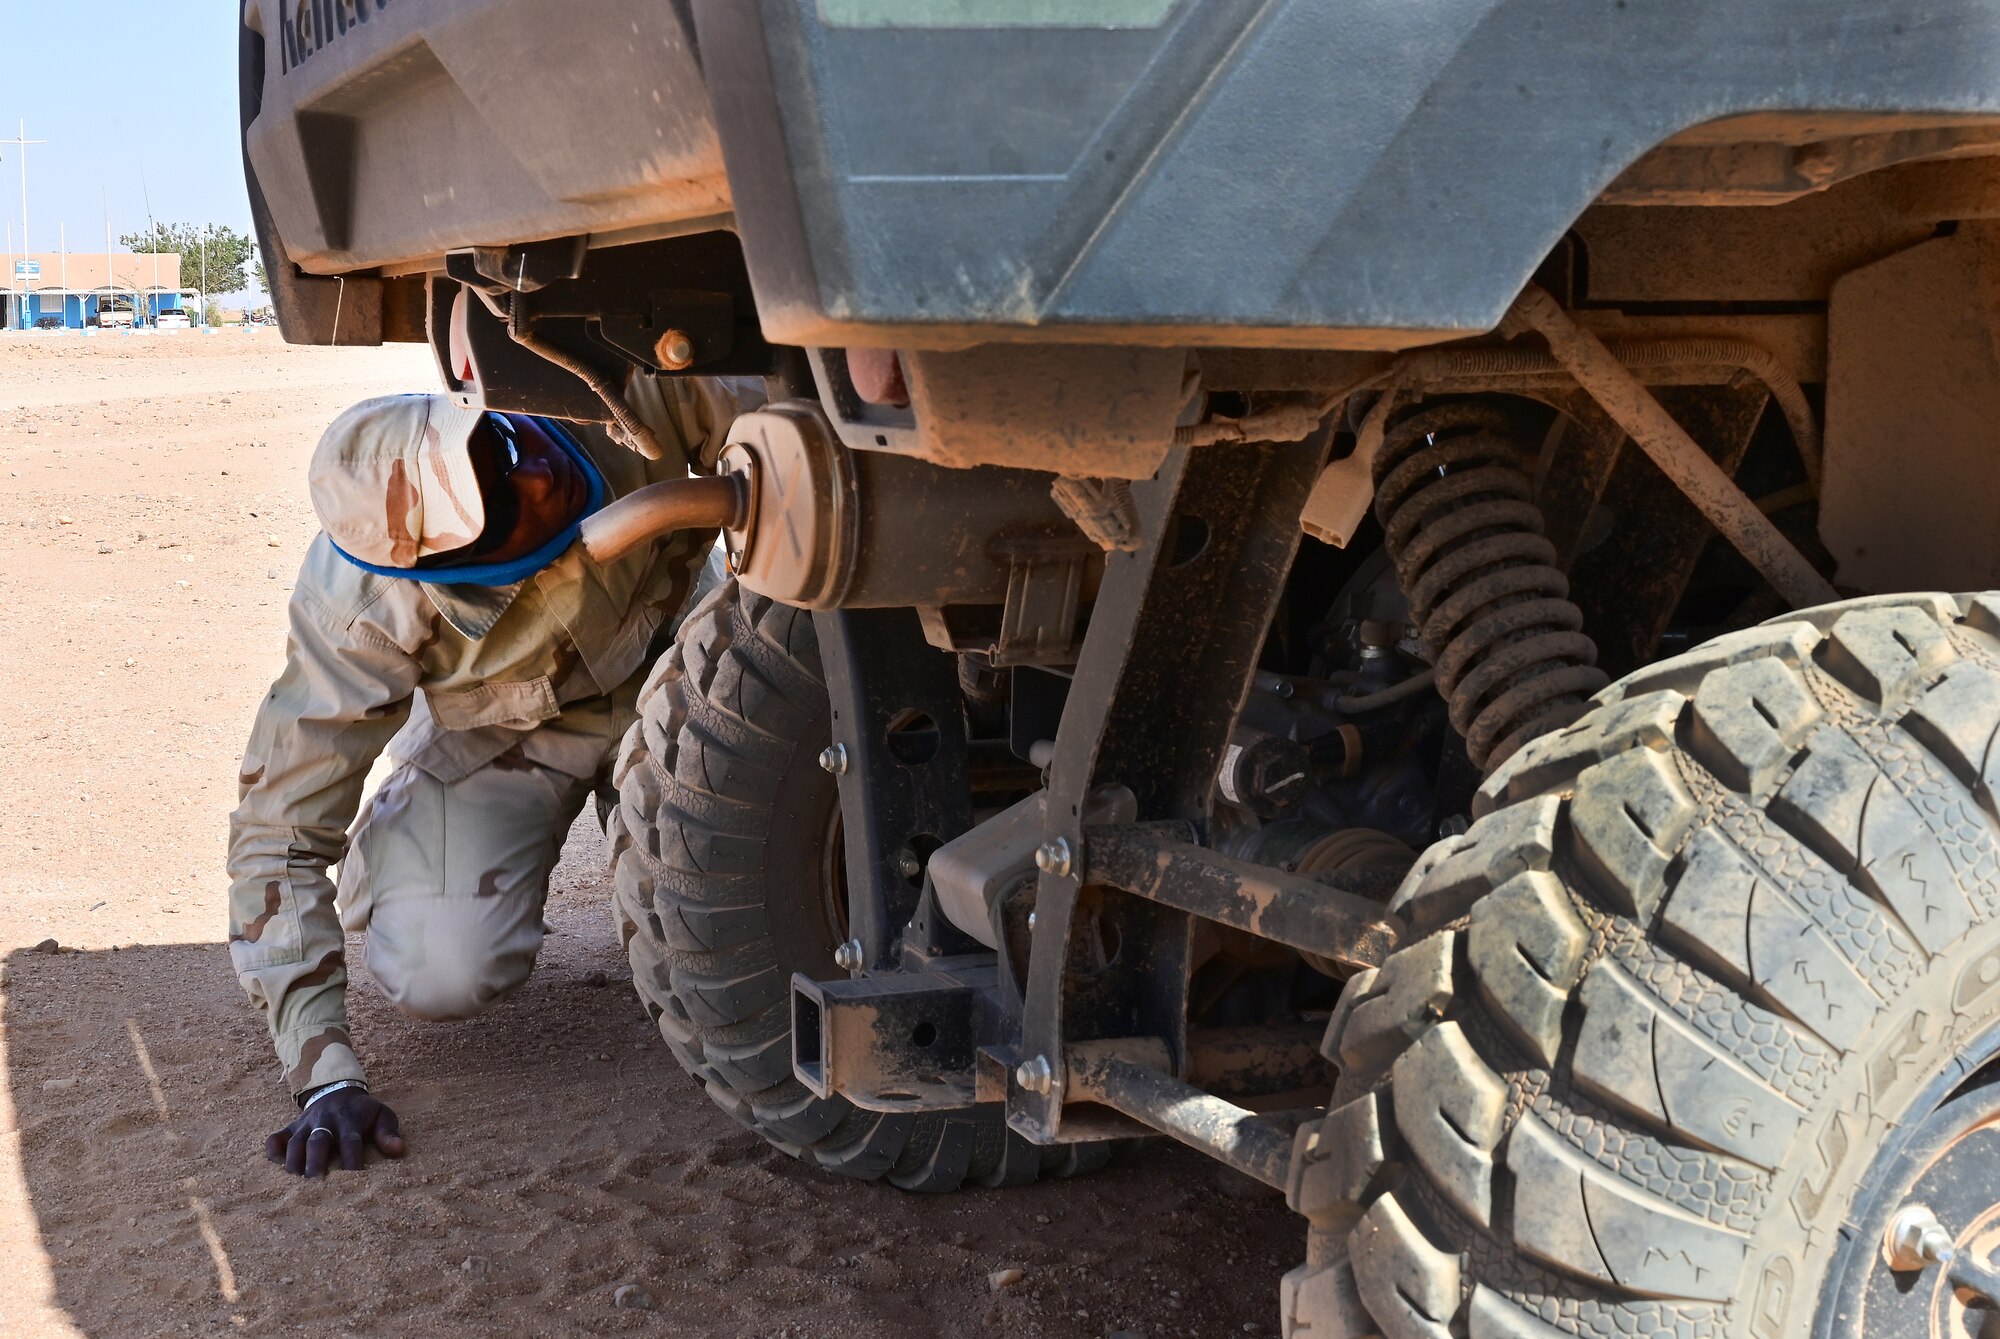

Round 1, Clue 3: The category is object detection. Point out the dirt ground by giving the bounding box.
[0,332,1301,1338]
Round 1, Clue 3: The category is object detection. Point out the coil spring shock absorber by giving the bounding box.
[1373,401,1608,770]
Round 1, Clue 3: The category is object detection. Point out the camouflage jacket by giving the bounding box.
[228,377,757,1100]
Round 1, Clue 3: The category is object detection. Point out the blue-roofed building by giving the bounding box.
[3,252,196,330]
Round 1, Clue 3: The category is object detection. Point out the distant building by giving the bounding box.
[2,253,195,330]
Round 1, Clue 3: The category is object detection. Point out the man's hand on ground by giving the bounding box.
[266,1088,406,1177]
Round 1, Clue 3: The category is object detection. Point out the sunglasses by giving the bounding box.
[462,412,525,555]
[485,411,523,478]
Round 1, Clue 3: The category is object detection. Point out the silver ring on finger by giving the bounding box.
[309,1127,335,1137]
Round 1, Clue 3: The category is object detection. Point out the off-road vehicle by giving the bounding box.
[241,3,2000,1333]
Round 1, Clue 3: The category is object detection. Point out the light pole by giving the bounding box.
[104,188,115,328]
[140,169,159,325]
[0,120,46,328]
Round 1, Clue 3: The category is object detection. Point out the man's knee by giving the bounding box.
[364,894,542,1021]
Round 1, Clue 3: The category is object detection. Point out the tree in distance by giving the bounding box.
[122,222,257,297]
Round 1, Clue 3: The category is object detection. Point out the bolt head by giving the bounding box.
[896,849,922,878]
[818,743,848,775]
[1034,838,1072,878]
[654,328,697,371]
[833,939,865,972]
[1014,1054,1053,1095]
[1026,911,1037,931]
[1886,1204,1956,1271]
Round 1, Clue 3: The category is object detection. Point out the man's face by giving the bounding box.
[458,414,587,565]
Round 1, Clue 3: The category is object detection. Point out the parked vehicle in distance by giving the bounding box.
[155,310,192,330]
[95,307,133,329]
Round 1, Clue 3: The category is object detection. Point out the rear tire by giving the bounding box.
[608,578,1107,1191]
[1286,593,2000,1337]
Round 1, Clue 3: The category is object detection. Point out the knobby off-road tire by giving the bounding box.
[1285,593,2000,1338]
[607,578,1106,1191]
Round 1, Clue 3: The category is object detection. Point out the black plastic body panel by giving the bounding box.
[697,0,2000,350]
[241,0,726,280]
[248,0,2000,351]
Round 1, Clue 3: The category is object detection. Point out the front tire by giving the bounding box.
[607,579,1106,1191]
[1287,593,2000,1338]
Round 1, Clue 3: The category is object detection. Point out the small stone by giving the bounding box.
[97,544,113,554]
[42,1078,77,1094]
[612,1283,655,1311]
[56,515,73,525]
[988,1267,1025,1292]
[1034,1214,1051,1225]
[460,1256,487,1277]
[584,970,608,988]
[31,938,58,954]
[278,1276,293,1286]
[266,535,281,547]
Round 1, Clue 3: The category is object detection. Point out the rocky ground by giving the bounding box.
[0,331,1301,1337]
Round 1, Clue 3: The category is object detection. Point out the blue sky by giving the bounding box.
[0,2,255,293]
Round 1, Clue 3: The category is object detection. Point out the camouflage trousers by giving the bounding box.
[336,747,601,1021]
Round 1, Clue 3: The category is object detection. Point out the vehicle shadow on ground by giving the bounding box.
[3,901,1301,1338]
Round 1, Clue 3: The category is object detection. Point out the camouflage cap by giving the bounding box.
[307,394,491,568]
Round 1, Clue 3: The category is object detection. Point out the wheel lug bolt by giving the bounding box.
[1886,1204,1957,1271]
[833,939,865,972]
[1034,838,1072,878]
[818,743,848,775]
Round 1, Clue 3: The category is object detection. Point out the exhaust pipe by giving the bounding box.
[577,401,1093,616]
[579,474,748,565]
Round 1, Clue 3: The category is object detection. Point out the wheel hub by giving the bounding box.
[1845,1085,2000,1338]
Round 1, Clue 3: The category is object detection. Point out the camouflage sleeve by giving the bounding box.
[227,583,421,1099]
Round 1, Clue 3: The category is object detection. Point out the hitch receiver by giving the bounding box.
[791,959,999,1111]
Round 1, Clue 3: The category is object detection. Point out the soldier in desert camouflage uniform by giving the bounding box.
[228,376,754,1177]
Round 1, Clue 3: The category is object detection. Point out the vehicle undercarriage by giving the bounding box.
[242,2,2000,1333]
